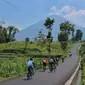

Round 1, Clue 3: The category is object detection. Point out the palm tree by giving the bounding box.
[7,26,19,41]
[44,17,54,59]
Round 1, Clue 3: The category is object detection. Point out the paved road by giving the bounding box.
[0,45,80,85]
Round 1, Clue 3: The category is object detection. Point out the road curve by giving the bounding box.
[0,45,80,85]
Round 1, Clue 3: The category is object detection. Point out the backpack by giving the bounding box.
[42,59,47,63]
[49,59,53,63]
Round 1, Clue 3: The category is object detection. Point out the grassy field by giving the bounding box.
[0,41,73,56]
[0,41,73,81]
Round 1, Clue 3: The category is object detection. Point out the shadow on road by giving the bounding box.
[22,78,32,81]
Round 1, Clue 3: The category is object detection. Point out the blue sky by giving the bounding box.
[0,0,85,30]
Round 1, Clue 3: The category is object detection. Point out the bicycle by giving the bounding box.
[27,68,34,80]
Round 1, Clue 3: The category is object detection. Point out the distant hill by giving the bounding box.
[15,15,85,41]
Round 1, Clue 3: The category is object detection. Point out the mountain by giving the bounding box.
[15,15,85,41]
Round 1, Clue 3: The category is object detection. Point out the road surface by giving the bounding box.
[0,45,80,85]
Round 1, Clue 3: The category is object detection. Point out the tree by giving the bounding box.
[60,21,75,39]
[7,26,19,42]
[58,31,69,51]
[0,25,19,43]
[3,27,8,42]
[38,29,45,42]
[24,37,30,51]
[44,17,54,59]
[0,26,6,43]
[75,29,83,41]
[37,29,45,54]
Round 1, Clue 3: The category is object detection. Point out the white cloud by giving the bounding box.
[49,5,76,16]
[60,5,72,13]
[49,6,61,15]
[51,6,57,12]
[49,5,85,19]
[49,5,85,27]
[64,10,85,18]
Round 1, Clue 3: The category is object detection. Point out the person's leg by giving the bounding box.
[50,62,53,72]
[43,63,46,71]
[30,66,34,78]
[27,66,31,79]
[44,63,46,70]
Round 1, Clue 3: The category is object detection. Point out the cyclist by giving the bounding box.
[56,57,59,65]
[27,58,35,79]
[42,57,47,71]
[61,55,64,62]
[69,52,72,57]
[53,57,56,71]
[49,57,54,72]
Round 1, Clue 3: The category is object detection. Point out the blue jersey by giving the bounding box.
[27,60,34,67]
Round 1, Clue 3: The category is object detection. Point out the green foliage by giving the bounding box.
[0,25,19,43]
[79,44,85,85]
[24,37,30,51]
[58,31,68,51]
[60,42,68,51]
[58,31,68,42]
[75,29,83,41]
[0,58,27,78]
[58,21,75,51]
[44,17,54,30]
[0,57,42,80]
[60,21,75,35]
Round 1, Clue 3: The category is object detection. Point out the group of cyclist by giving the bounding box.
[27,52,72,79]
[42,56,59,72]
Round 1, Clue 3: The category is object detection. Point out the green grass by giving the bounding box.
[0,41,73,57]
[0,41,73,81]
[0,57,42,81]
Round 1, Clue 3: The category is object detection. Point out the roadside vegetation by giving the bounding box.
[79,43,85,85]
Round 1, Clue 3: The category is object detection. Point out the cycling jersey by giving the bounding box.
[27,60,34,67]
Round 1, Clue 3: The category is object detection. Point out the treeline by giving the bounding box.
[58,21,83,42]
[0,26,19,43]
[58,21,83,51]
[29,18,83,55]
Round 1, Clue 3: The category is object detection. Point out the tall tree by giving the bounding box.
[37,29,45,54]
[38,29,45,42]
[44,17,54,59]
[7,26,19,42]
[0,25,19,43]
[3,27,8,42]
[0,26,6,43]
[58,31,68,51]
[75,29,83,41]
[60,21,75,38]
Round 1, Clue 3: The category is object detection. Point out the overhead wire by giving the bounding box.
[3,0,31,16]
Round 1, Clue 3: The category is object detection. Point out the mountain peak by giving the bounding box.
[15,15,85,41]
